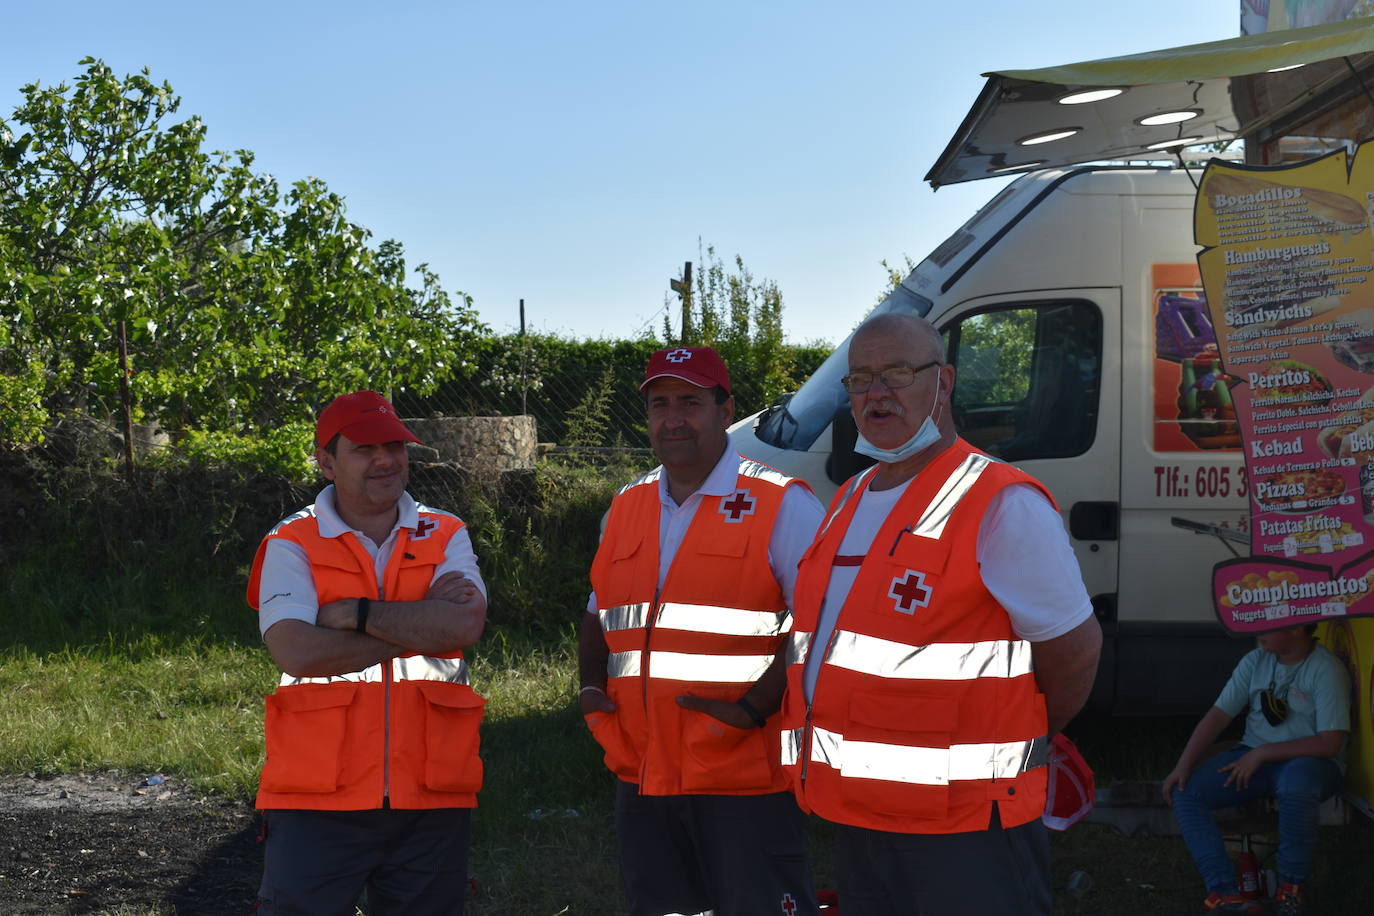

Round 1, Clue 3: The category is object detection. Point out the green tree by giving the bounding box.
[0,58,485,456]
[665,241,792,416]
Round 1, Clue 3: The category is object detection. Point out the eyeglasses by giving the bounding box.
[841,361,941,394]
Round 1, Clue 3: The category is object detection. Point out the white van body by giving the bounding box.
[732,165,1256,715]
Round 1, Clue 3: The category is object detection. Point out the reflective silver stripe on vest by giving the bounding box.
[279,655,469,687]
[600,603,651,632]
[911,452,993,540]
[280,663,384,687]
[737,457,793,488]
[607,649,772,683]
[819,466,878,539]
[608,650,642,679]
[656,602,789,637]
[602,602,786,638]
[783,726,1047,785]
[785,630,812,668]
[643,651,775,684]
[780,726,803,767]
[824,632,1032,680]
[617,467,662,497]
[392,655,470,685]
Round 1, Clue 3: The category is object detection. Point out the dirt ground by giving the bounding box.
[5,770,1371,915]
[0,772,259,915]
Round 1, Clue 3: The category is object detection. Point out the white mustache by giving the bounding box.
[862,400,906,419]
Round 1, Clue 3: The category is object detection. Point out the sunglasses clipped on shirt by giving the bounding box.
[1259,687,1289,726]
[841,360,941,394]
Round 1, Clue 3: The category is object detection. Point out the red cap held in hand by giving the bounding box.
[640,347,731,395]
[315,390,422,448]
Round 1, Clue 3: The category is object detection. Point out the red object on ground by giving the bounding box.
[1238,849,1262,900]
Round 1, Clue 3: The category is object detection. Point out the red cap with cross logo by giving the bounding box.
[640,346,731,395]
[315,390,422,448]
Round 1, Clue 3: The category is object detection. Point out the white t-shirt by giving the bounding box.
[802,479,1093,700]
[1215,644,1350,772]
[256,486,486,638]
[586,448,825,613]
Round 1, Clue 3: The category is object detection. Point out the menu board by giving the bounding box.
[1197,146,1374,634]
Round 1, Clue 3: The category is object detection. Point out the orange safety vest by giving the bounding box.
[588,456,810,795]
[246,503,485,811]
[781,439,1052,834]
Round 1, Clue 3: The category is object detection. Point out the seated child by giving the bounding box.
[1162,623,1349,915]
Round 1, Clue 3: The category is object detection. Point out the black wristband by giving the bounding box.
[355,597,370,634]
[737,696,767,729]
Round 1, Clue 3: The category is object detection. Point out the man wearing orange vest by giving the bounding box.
[579,347,825,916]
[247,390,488,915]
[780,314,1102,915]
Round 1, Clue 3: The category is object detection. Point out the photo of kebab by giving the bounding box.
[1317,387,1374,461]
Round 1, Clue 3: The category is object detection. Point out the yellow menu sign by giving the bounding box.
[1196,145,1374,634]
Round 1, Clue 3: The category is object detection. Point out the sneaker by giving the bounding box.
[1203,891,1262,913]
[1275,882,1306,915]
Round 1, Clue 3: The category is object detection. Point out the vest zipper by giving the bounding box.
[799,624,842,786]
[379,583,390,803]
[637,586,662,786]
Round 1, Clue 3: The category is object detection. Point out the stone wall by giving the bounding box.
[404,415,536,482]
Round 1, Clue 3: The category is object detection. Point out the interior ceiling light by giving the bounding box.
[1018,128,1081,146]
[1146,136,1204,149]
[1138,110,1199,126]
[990,160,1047,173]
[1058,88,1124,105]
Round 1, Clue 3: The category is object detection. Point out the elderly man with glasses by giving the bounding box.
[778,313,1102,915]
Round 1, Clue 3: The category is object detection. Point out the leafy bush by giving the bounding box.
[0,58,484,447]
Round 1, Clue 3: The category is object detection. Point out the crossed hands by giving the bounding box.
[316,572,480,630]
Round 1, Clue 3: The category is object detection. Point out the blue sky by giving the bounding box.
[2,1,1240,345]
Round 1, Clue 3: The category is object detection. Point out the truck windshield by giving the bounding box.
[755,285,933,451]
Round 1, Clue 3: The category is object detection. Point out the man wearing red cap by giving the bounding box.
[579,347,825,916]
[247,390,488,915]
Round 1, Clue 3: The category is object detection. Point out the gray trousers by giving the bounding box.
[834,806,1052,916]
[615,780,819,916]
[256,807,471,916]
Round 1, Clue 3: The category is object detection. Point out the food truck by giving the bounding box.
[732,164,1254,717]
[730,19,1374,814]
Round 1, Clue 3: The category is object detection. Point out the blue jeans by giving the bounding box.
[1171,745,1341,892]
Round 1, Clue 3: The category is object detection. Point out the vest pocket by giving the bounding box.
[417,682,486,793]
[261,684,358,793]
[584,709,642,782]
[839,690,957,821]
[676,690,774,792]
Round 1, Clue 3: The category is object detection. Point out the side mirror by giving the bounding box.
[827,408,876,485]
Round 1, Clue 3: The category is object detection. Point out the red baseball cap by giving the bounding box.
[1041,733,1095,831]
[315,390,422,448]
[640,347,731,395]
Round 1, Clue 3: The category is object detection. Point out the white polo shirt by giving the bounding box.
[586,446,825,614]
[802,479,1094,700]
[256,485,486,637]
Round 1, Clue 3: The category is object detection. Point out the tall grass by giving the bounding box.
[0,453,650,795]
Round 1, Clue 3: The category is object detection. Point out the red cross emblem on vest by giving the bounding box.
[889,569,932,615]
[780,893,798,916]
[719,488,756,524]
[413,517,437,540]
[665,347,693,363]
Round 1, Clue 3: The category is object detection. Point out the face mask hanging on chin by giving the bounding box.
[852,377,943,464]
